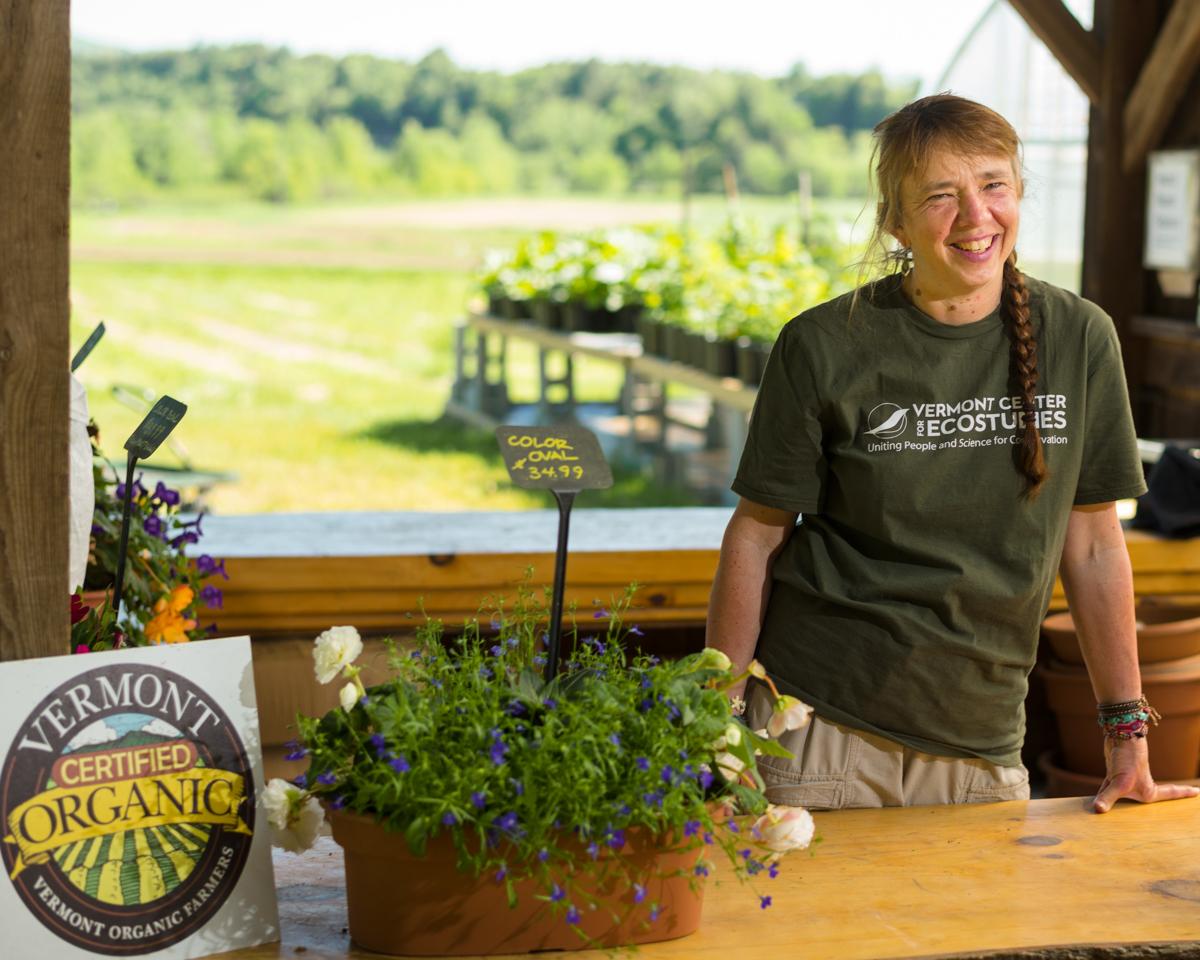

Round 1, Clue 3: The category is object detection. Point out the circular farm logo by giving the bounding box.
[1,663,254,955]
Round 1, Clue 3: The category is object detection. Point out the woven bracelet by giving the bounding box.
[1096,695,1161,740]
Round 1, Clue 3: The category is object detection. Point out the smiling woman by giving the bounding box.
[705,93,1200,818]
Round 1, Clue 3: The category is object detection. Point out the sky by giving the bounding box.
[71,0,998,87]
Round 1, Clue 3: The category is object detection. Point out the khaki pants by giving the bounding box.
[746,683,1030,809]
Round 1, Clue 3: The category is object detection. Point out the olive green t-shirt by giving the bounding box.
[732,274,1147,766]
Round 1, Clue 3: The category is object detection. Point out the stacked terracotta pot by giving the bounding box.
[1037,598,1200,796]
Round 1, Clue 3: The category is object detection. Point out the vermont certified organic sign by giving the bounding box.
[0,638,278,958]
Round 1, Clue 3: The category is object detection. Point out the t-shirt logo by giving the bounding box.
[1,663,255,955]
[864,403,910,439]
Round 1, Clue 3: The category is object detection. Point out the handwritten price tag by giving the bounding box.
[124,396,188,460]
[495,425,613,492]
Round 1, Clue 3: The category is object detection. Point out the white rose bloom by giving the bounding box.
[752,805,815,853]
[766,695,814,738]
[275,794,325,853]
[313,625,363,684]
[261,778,295,831]
[696,648,732,672]
[715,751,745,781]
[339,681,359,711]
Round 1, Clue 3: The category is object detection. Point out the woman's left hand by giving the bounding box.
[1093,737,1200,813]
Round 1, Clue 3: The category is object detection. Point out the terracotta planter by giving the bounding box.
[1039,654,1200,779]
[1042,601,1200,665]
[1037,750,1200,798]
[329,808,706,956]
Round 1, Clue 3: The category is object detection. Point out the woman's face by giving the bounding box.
[890,148,1021,306]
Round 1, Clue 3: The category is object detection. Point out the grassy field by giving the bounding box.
[73,195,844,513]
[72,193,1081,514]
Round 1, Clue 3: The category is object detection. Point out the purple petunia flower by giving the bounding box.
[565,905,581,925]
[153,481,180,506]
[200,584,224,609]
[317,771,337,786]
[632,883,646,904]
[635,757,650,772]
[550,883,565,902]
[389,755,411,773]
[471,791,487,810]
[195,554,229,579]
[143,515,164,538]
[170,530,200,548]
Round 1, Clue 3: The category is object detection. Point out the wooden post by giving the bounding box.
[0,0,71,660]
[1080,0,1163,397]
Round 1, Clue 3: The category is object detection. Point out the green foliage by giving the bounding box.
[480,219,858,341]
[82,428,226,648]
[71,45,917,205]
[295,583,790,923]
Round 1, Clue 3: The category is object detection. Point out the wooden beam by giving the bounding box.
[1007,0,1103,104]
[1081,0,1160,395]
[0,0,71,661]
[1123,0,1200,171]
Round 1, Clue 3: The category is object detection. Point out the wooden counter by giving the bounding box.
[227,795,1200,960]
[194,510,1200,635]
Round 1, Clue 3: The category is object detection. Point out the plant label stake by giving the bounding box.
[112,396,188,634]
[70,321,106,373]
[495,425,612,680]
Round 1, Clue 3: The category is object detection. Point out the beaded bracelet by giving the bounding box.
[1096,695,1161,740]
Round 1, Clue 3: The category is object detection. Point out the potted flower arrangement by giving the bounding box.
[263,583,816,956]
[73,423,229,651]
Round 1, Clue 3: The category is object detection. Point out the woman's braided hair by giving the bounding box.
[860,93,1047,499]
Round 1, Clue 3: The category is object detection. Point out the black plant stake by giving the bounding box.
[495,425,612,681]
[112,396,188,638]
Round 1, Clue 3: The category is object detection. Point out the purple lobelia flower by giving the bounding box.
[200,584,223,609]
[153,481,180,506]
[389,755,410,773]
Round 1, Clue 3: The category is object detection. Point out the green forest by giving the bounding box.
[72,45,917,205]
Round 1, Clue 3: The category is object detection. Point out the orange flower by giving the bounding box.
[145,585,197,644]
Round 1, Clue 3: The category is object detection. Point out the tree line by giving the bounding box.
[72,45,918,204]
